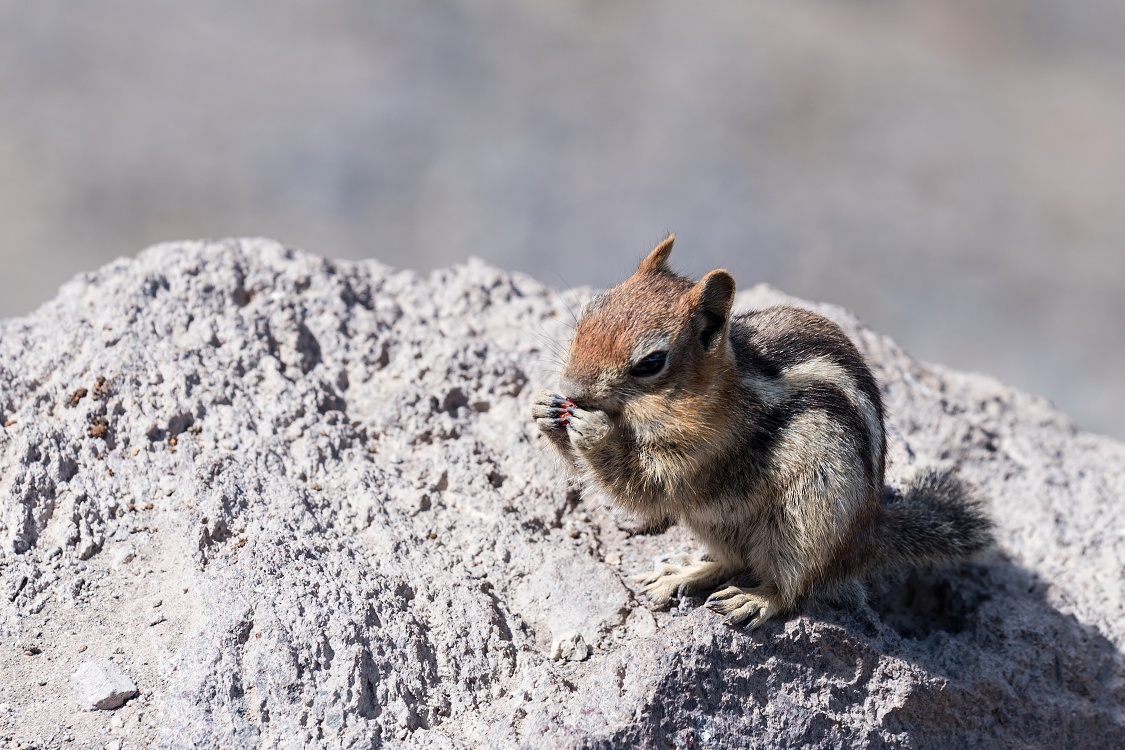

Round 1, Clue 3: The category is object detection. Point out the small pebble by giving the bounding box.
[147,612,166,627]
[77,644,87,653]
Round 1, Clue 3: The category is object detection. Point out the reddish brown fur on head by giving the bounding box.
[560,235,737,411]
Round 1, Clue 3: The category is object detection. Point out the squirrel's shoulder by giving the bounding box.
[729,305,880,407]
[729,304,861,366]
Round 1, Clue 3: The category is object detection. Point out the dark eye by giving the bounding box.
[630,351,668,377]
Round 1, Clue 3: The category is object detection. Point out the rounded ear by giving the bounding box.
[689,270,736,351]
[637,233,675,274]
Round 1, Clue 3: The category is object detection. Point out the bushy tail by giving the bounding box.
[875,465,994,569]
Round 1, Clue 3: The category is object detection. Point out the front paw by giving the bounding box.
[567,406,611,452]
[531,390,575,435]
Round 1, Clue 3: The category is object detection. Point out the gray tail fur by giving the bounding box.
[875,465,994,569]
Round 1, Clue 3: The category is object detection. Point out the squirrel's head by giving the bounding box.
[560,234,737,414]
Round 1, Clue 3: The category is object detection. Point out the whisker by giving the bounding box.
[510,316,570,371]
[549,269,582,328]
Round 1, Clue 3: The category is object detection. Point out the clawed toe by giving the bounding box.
[531,392,576,429]
[640,576,680,605]
[535,417,566,433]
[704,586,779,629]
[635,556,689,586]
[705,586,740,603]
[634,565,671,587]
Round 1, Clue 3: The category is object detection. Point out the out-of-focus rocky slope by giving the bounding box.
[0,239,1122,748]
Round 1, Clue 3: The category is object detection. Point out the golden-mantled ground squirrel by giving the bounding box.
[532,235,993,628]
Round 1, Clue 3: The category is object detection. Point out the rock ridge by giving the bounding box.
[0,238,1122,748]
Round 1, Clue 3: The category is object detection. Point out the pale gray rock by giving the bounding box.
[0,238,1122,748]
[70,660,137,711]
[110,546,135,568]
[550,632,590,663]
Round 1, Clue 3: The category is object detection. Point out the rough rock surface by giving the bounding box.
[70,660,138,711]
[0,238,1122,748]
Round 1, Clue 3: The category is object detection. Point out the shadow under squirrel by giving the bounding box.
[532,234,993,628]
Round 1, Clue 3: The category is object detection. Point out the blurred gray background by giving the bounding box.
[1,0,1123,439]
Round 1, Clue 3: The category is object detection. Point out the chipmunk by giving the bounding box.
[531,234,993,628]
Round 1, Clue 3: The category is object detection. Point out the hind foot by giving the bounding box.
[706,583,783,629]
[637,554,733,605]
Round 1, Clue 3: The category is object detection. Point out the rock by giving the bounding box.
[626,607,657,638]
[110,547,135,568]
[0,238,1123,747]
[69,661,137,711]
[551,632,590,662]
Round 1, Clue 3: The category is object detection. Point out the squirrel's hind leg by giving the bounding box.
[637,555,735,605]
[706,582,784,629]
